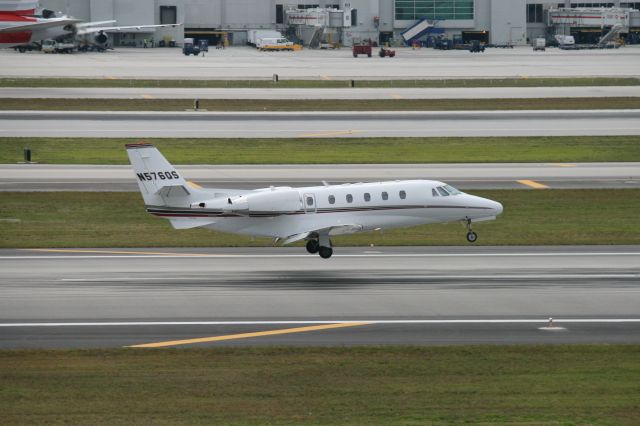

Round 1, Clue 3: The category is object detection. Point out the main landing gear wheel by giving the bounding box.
[306,239,320,254]
[319,246,333,259]
[466,231,478,243]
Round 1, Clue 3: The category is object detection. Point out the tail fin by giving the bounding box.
[125,143,203,207]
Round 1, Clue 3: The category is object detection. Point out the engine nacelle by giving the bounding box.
[94,32,108,44]
[192,190,301,215]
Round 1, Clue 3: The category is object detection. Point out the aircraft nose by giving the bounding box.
[493,201,504,216]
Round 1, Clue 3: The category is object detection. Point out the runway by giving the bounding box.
[2,110,640,138]
[2,162,638,191]
[1,246,638,348]
[3,86,640,99]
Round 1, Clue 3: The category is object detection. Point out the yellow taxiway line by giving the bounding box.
[141,94,155,99]
[300,130,364,138]
[517,179,549,189]
[128,322,371,348]
[320,75,332,80]
[390,94,405,99]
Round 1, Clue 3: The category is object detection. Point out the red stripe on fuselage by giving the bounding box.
[0,12,37,22]
[0,30,30,43]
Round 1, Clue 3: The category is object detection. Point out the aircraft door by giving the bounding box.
[304,193,316,213]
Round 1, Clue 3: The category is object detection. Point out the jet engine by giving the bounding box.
[94,31,108,44]
[192,190,302,215]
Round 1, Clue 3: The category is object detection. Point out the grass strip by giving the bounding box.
[2,97,640,111]
[1,76,639,88]
[1,345,639,425]
[1,189,639,248]
[3,136,639,164]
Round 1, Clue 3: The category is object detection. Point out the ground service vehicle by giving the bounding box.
[533,38,546,51]
[379,47,395,57]
[41,39,75,53]
[469,40,485,53]
[257,37,294,51]
[352,41,372,57]
[182,38,200,56]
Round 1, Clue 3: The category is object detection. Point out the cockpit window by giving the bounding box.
[432,188,439,197]
[443,184,461,195]
[437,187,450,197]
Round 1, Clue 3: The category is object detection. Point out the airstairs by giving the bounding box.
[598,23,627,47]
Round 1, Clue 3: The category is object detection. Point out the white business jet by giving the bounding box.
[127,143,503,259]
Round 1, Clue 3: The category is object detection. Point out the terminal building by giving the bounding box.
[40,0,640,47]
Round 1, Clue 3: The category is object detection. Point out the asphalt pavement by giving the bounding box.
[3,86,640,99]
[1,246,638,348]
[1,110,639,138]
[2,46,640,79]
[1,162,638,191]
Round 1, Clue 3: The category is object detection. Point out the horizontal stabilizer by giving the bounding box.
[169,218,216,230]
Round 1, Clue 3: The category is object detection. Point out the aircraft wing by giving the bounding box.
[0,18,81,33]
[77,23,182,35]
[282,224,364,245]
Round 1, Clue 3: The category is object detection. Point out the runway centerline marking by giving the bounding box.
[126,322,372,348]
[517,179,549,189]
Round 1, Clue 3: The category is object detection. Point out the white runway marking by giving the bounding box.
[2,252,640,260]
[1,319,640,327]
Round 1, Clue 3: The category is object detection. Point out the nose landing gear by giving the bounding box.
[464,218,478,243]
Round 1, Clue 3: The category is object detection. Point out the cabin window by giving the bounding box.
[399,190,407,200]
[346,194,353,203]
[364,193,371,202]
[382,191,389,201]
[328,195,335,204]
[306,196,314,206]
[437,187,450,197]
[432,188,439,197]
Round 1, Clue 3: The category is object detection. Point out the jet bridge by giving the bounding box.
[549,8,630,46]
[284,7,351,48]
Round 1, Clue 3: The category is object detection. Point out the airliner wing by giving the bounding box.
[77,23,182,35]
[0,18,80,33]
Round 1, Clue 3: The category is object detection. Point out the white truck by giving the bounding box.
[257,37,294,51]
[555,35,575,48]
[247,30,283,47]
[533,37,546,51]
[41,39,75,54]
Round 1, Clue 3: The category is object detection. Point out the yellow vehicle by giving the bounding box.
[257,37,294,51]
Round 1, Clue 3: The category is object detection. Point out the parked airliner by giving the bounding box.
[0,0,180,49]
[127,143,503,259]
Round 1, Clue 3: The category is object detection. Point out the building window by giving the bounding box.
[351,9,358,26]
[364,193,371,202]
[395,0,474,21]
[527,4,543,24]
[346,194,353,203]
[399,190,407,199]
[328,195,335,204]
[276,5,284,24]
[160,6,177,25]
[382,191,389,201]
